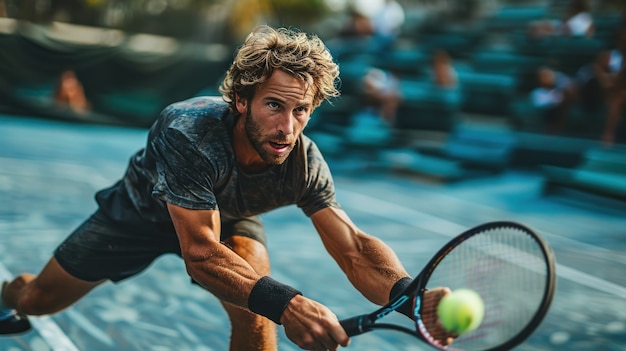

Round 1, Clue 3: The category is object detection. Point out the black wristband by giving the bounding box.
[390,277,413,318]
[248,276,302,324]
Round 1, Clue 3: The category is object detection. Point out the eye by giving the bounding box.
[267,101,280,109]
[294,105,309,116]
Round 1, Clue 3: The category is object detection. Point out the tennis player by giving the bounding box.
[0,26,450,351]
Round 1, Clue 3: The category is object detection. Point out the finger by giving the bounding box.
[316,334,341,351]
[316,340,329,351]
[421,293,459,347]
[328,324,350,348]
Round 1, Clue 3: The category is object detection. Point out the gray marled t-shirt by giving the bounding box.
[95,96,339,224]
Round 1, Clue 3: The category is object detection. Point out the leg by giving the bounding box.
[603,91,626,146]
[555,88,575,132]
[220,235,276,351]
[2,257,104,315]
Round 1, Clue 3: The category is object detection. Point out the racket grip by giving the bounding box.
[339,315,371,337]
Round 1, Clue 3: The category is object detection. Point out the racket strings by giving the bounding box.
[423,226,551,351]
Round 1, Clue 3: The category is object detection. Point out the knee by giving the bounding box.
[16,290,49,316]
[2,274,35,312]
[223,236,271,276]
[13,279,56,316]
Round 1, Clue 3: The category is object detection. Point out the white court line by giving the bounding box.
[0,263,79,351]
[339,190,626,300]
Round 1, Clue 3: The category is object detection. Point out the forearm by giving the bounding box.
[168,204,300,322]
[342,234,410,305]
[312,207,410,306]
[185,244,301,324]
[184,242,260,305]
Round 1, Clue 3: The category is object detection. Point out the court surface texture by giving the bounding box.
[1,114,625,350]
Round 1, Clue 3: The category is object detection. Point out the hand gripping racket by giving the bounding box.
[340,221,556,351]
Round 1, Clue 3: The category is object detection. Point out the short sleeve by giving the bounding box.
[297,141,340,216]
[151,127,219,210]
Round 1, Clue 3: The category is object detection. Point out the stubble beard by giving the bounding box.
[244,108,294,166]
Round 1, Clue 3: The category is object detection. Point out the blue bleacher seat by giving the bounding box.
[394,79,462,132]
[457,71,517,116]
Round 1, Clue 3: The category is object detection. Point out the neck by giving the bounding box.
[233,116,269,173]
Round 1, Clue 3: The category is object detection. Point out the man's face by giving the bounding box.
[237,70,314,166]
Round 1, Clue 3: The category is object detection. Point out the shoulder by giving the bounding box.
[287,134,328,177]
[299,134,333,178]
[163,96,230,125]
[146,96,234,160]
[156,96,231,139]
[301,134,324,162]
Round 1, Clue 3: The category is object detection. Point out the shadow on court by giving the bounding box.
[1,114,625,350]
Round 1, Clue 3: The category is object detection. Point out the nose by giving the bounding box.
[277,112,294,136]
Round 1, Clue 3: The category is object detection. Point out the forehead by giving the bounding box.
[255,70,315,104]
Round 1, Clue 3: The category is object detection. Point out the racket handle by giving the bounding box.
[339,315,372,337]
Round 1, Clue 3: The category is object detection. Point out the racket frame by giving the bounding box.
[339,221,557,351]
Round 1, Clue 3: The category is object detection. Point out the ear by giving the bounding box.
[235,94,247,114]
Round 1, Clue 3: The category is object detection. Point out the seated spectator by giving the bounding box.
[530,66,576,133]
[603,67,626,146]
[575,28,626,113]
[338,9,374,39]
[429,50,458,89]
[344,67,400,145]
[54,70,90,115]
[371,0,405,51]
[326,8,375,60]
[361,67,401,125]
[563,0,595,37]
[529,0,595,39]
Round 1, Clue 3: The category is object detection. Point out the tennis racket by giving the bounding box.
[340,221,556,351]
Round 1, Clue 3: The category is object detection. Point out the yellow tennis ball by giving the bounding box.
[436,289,485,334]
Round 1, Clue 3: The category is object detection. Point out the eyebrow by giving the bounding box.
[263,94,312,107]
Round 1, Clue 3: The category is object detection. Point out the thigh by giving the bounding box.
[54,210,180,283]
[221,216,267,247]
[222,235,271,276]
[221,216,269,274]
[189,217,269,288]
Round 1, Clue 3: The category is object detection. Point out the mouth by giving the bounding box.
[269,141,290,151]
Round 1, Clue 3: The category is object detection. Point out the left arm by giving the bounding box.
[310,206,410,306]
[312,207,457,345]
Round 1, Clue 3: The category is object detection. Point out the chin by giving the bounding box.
[264,152,291,166]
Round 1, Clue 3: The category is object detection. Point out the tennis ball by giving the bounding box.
[436,289,485,334]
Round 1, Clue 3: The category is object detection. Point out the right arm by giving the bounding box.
[167,203,349,350]
[167,203,260,306]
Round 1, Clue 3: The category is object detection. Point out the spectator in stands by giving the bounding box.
[427,50,462,107]
[575,28,626,114]
[371,0,405,51]
[343,66,400,145]
[54,69,90,115]
[429,50,458,89]
[361,67,401,125]
[326,8,375,60]
[562,0,595,37]
[602,66,626,146]
[530,66,576,133]
[338,8,374,38]
[529,0,595,39]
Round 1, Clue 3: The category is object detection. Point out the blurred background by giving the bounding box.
[1,1,626,350]
[2,0,625,194]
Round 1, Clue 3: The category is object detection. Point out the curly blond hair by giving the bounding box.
[219,25,340,114]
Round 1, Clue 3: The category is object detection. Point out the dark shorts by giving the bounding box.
[54,210,266,283]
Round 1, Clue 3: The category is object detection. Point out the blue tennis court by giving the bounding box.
[1,114,625,350]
